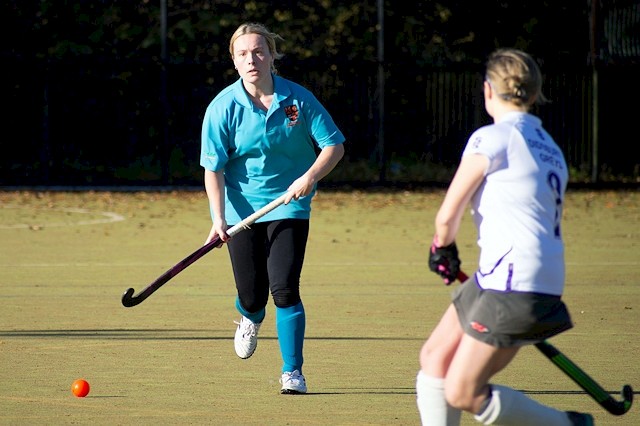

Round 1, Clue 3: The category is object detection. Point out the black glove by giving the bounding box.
[429,237,461,285]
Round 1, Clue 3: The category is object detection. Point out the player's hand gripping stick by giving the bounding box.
[428,236,461,285]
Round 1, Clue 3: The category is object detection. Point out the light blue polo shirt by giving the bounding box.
[200,75,345,224]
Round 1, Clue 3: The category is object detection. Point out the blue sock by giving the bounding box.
[235,297,265,324]
[276,302,305,373]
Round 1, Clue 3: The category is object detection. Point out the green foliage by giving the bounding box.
[2,1,587,66]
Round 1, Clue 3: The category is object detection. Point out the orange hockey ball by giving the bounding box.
[72,379,90,397]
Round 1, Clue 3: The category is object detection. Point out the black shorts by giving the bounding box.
[452,274,573,348]
[227,219,309,311]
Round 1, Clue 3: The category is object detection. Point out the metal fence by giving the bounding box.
[1,58,638,187]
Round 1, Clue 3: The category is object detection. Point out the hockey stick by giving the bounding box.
[121,193,290,308]
[457,271,633,415]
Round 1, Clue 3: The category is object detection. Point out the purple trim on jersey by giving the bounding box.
[506,263,514,291]
[478,248,514,291]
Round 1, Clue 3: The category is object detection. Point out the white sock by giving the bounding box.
[474,384,572,425]
[416,371,462,426]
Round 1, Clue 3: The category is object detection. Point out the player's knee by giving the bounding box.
[419,341,451,372]
[238,293,268,313]
[444,387,470,411]
[444,381,478,412]
[272,287,301,308]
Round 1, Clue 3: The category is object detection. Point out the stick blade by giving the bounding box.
[601,384,633,415]
[617,385,634,415]
[121,288,138,308]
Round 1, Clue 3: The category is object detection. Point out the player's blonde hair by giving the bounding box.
[229,22,284,74]
[485,48,548,107]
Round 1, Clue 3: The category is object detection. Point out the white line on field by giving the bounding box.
[0,205,125,229]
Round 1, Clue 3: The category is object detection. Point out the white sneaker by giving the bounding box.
[233,316,261,359]
[280,370,307,394]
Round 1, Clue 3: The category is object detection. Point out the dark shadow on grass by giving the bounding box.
[0,329,423,341]
[521,389,640,397]
[307,388,417,395]
[306,389,640,397]
[83,395,127,399]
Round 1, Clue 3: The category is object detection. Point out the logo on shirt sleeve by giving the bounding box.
[284,105,299,127]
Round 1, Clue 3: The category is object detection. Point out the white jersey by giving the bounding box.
[464,111,568,295]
